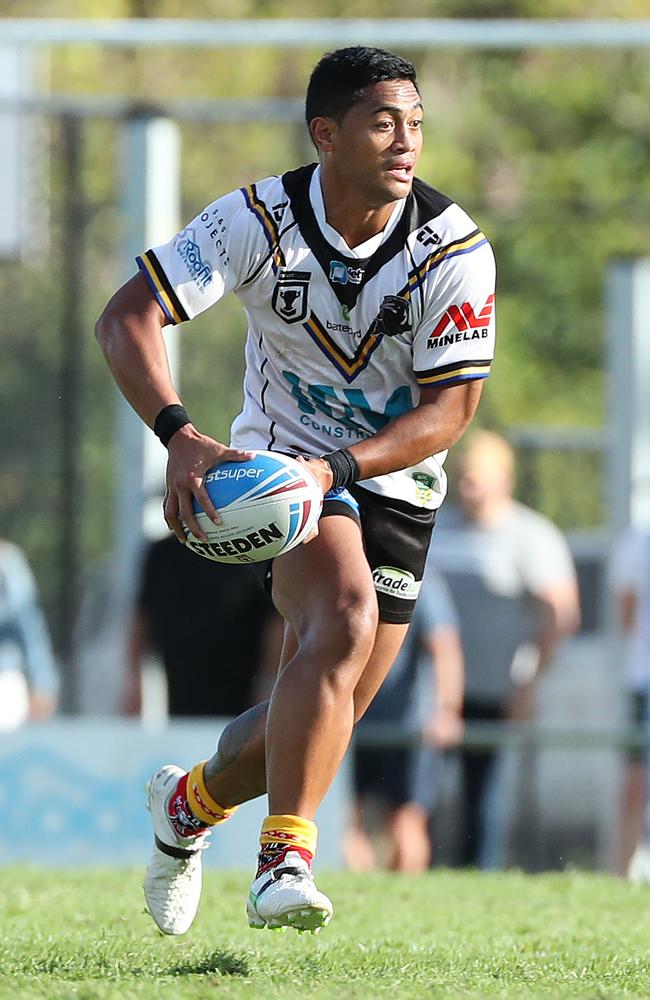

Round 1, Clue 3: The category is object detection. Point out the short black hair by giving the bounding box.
[305,46,419,128]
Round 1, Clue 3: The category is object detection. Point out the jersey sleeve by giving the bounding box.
[136,186,270,325]
[411,236,496,388]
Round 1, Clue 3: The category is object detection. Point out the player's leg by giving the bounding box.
[202,625,296,804]
[247,514,379,931]
[142,627,290,936]
[194,619,405,813]
[144,485,431,935]
[191,483,418,814]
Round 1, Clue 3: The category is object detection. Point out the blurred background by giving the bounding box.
[1,2,650,876]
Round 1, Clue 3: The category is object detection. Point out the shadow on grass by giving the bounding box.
[168,949,249,977]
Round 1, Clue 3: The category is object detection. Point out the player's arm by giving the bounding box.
[96,271,181,426]
[350,379,482,479]
[95,272,253,542]
[308,379,483,488]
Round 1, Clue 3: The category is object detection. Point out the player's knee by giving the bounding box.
[332,589,378,662]
[303,591,378,689]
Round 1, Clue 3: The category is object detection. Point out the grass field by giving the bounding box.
[2,867,650,999]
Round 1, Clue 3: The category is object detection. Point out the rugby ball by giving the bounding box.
[183,450,323,564]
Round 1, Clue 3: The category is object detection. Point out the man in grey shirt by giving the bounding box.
[430,430,580,867]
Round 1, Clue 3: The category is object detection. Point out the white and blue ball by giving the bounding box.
[183,450,323,564]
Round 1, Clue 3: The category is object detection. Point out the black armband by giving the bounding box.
[322,449,361,491]
[153,404,191,447]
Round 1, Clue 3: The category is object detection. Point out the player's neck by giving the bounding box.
[320,172,397,250]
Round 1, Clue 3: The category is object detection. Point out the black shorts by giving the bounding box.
[252,484,436,625]
[324,485,436,624]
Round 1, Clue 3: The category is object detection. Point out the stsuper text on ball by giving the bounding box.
[182,451,322,565]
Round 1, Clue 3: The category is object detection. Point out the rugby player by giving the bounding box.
[96,46,496,935]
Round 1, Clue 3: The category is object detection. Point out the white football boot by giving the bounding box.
[143,764,211,935]
[247,850,333,933]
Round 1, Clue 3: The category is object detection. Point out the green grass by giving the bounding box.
[1,867,650,999]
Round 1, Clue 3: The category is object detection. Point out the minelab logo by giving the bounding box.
[372,566,421,600]
[427,293,495,348]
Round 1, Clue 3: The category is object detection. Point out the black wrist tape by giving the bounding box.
[322,449,360,491]
[153,404,191,447]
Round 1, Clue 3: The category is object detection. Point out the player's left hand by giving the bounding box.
[295,457,333,544]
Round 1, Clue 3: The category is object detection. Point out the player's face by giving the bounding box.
[327,80,423,206]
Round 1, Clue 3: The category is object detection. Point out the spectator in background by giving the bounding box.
[609,526,650,880]
[123,534,283,718]
[345,568,464,872]
[0,538,59,731]
[430,430,580,868]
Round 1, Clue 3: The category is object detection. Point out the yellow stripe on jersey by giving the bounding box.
[138,251,185,325]
[304,314,381,380]
[243,185,285,269]
[404,231,488,301]
[417,363,491,385]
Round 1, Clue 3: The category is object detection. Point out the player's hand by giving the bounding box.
[164,425,254,543]
[301,456,334,494]
[423,706,464,749]
[295,456,331,544]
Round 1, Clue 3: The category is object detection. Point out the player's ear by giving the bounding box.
[310,116,337,154]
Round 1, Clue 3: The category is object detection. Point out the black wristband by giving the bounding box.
[322,449,360,491]
[153,404,191,447]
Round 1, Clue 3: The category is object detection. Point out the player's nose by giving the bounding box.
[391,122,416,152]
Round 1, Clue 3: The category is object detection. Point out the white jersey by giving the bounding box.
[138,163,496,509]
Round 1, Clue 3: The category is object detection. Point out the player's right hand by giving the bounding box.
[163,425,254,543]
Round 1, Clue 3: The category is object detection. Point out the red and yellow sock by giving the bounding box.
[186,761,239,826]
[168,761,238,838]
[256,814,317,875]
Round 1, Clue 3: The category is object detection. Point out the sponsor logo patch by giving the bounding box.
[427,293,495,349]
[175,228,213,290]
[329,260,365,285]
[368,295,411,339]
[411,472,439,505]
[372,565,421,600]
